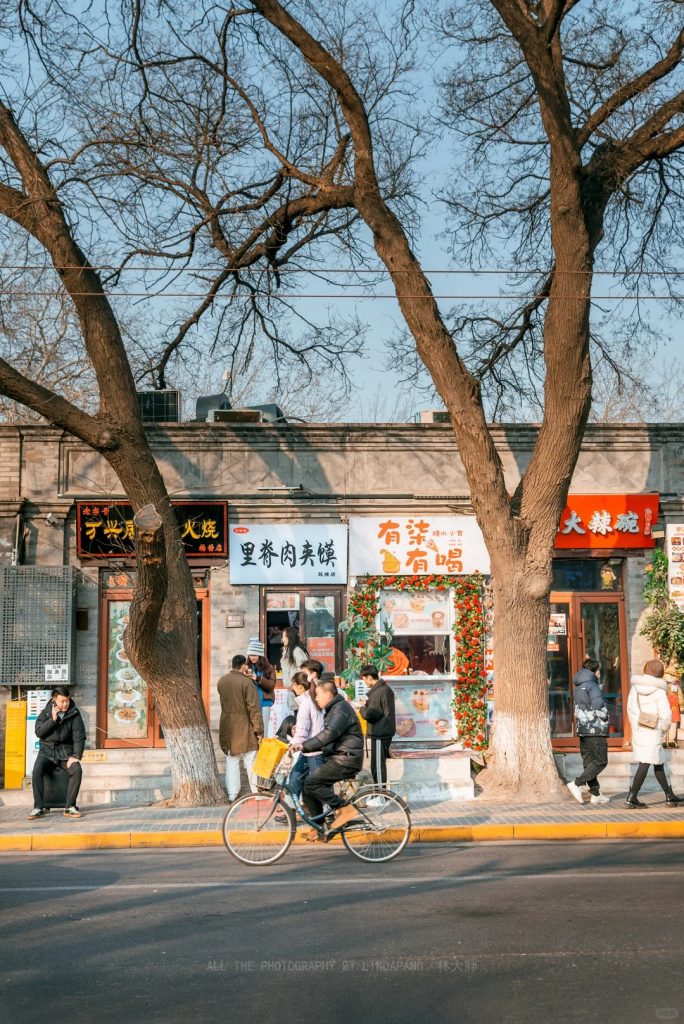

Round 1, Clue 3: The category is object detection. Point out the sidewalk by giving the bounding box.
[2,788,684,851]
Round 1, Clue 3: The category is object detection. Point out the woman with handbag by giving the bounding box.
[625,659,682,808]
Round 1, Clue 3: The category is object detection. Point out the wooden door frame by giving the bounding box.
[550,590,630,750]
[97,579,211,749]
[259,584,347,672]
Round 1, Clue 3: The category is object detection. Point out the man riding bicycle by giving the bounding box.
[290,679,364,839]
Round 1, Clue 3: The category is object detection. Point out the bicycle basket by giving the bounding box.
[253,737,289,780]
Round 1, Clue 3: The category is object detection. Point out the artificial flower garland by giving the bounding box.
[345,574,488,751]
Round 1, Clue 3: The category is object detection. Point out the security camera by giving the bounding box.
[44,513,60,527]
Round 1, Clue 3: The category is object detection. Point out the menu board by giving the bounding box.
[106,601,148,740]
[378,589,450,635]
[391,680,455,743]
[667,525,684,611]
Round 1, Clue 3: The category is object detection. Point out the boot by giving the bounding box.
[665,791,683,805]
[625,791,647,808]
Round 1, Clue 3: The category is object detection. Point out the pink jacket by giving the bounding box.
[293,694,324,757]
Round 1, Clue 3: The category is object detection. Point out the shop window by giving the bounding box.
[552,558,623,592]
[378,589,453,676]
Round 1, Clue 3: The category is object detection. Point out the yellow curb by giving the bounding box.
[514,823,607,841]
[606,821,684,839]
[411,825,515,842]
[0,835,32,851]
[131,830,223,848]
[32,832,131,851]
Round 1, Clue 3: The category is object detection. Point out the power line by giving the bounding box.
[0,290,681,300]
[1,265,684,276]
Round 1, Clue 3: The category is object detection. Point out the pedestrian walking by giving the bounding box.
[566,658,610,805]
[245,638,276,738]
[218,654,264,801]
[29,686,86,820]
[664,670,684,748]
[355,664,396,787]
[625,659,683,808]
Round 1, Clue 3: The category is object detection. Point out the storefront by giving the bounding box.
[76,500,227,749]
[548,494,659,749]
[347,514,491,751]
[229,523,348,676]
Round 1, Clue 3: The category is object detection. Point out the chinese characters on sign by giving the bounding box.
[229,524,348,584]
[666,525,684,612]
[554,495,659,549]
[76,501,228,559]
[348,516,490,576]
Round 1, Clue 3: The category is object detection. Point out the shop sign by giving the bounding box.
[76,501,228,559]
[666,525,684,611]
[229,524,348,584]
[348,515,490,576]
[554,494,658,549]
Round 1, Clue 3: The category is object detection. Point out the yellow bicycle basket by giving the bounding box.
[253,737,289,781]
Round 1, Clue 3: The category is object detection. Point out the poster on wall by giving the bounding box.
[348,516,490,577]
[554,494,659,549]
[106,601,148,740]
[667,525,684,611]
[229,524,348,584]
[392,681,455,742]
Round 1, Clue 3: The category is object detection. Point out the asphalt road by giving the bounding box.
[2,842,684,1024]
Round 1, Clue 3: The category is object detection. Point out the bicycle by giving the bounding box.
[222,751,411,866]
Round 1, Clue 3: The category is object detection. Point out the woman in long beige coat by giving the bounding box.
[217,655,264,801]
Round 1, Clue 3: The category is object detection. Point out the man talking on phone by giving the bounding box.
[29,686,86,820]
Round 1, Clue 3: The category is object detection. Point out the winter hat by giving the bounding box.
[246,637,265,657]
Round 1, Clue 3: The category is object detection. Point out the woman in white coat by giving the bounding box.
[626,659,682,808]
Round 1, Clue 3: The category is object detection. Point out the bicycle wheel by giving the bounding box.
[341,789,411,863]
[222,793,294,866]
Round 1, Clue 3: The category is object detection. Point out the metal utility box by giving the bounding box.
[0,567,77,688]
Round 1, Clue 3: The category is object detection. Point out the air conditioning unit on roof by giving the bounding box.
[417,410,449,424]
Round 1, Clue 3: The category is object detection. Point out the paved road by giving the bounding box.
[2,842,683,1024]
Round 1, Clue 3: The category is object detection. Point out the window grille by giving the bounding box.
[0,567,76,687]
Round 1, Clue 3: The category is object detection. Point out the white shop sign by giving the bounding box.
[229,524,348,584]
[349,515,490,576]
[666,524,684,611]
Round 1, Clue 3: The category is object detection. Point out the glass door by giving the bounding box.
[261,587,345,675]
[578,595,627,740]
[547,600,573,737]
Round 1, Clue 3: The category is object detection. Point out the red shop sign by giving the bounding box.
[554,494,659,549]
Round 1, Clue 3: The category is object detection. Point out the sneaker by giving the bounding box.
[27,807,46,820]
[63,806,83,818]
[590,794,610,805]
[274,812,288,823]
[566,781,585,804]
[300,828,325,843]
[366,795,386,808]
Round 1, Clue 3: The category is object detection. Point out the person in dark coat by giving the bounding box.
[29,687,86,820]
[356,664,396,786]
[293,681,364,836]
[567,659,610,805]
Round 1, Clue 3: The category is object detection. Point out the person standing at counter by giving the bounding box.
[280,626,309,711]
[356,665,396,787]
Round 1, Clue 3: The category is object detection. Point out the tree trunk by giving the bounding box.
[480,557,566,799]
[112,460,226,807]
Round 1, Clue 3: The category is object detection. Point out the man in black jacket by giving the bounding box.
[29,687,86,820]
[292,680,363,833]
[357,664,396,786]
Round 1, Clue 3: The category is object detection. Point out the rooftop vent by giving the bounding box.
[417,410,449,424]
[195,393,230,422]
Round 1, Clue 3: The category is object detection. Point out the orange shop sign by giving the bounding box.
[554,494,659,549]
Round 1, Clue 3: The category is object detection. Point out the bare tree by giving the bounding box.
[244,0,684,797]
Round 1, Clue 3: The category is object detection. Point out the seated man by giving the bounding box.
[30,686,86,820]
[292,680,364,837]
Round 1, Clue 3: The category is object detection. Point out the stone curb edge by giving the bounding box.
[2,820,684,851]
